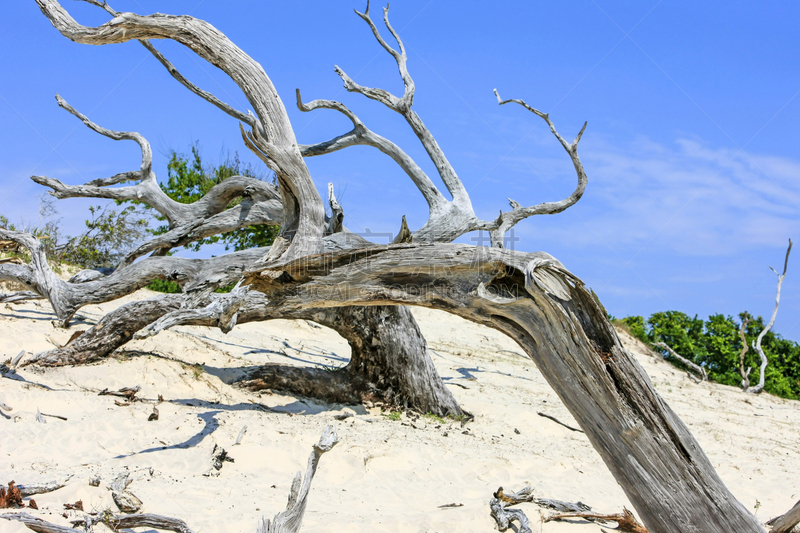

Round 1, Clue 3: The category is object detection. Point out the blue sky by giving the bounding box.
[1,1,799,339]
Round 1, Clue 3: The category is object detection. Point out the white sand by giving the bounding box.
[1,289,798,531]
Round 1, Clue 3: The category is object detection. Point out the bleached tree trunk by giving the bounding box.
[239,243,765,533]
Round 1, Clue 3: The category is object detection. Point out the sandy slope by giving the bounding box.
[1,289,798,532]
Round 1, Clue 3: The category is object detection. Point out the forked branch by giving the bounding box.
[747,239,792,394]
[37,0,325,261]
[298,6,588,246]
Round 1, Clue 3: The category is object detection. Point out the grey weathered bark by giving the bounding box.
[36,0,325,262]
[239,242,765,533]
[24,284,462,416]
[257,425,339,533]
[747,239,792,394]
[18,0,463,417]
[652,341,707,382]
[22,3,768,531]
[239,306,462,416]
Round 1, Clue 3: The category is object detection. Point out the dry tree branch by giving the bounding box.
[492,89,588,247]
[652,341,707,382]
[298,6,588,246]
[79,0,257,128]
[767,499,800,533]
[258,425,339,533]
[36,0,325,261]
[747,239,792,394]
[544,508,649,533]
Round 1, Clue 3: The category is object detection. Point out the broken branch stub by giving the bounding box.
[258,425,339,533]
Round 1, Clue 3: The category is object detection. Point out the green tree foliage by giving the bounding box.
[2,199,148,270]
[148,144,279,252]
[138,144,279,294]
[59,204,149,269]
[620,310,800,399]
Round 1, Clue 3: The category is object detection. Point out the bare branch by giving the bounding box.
[738,313,752,389]
[36,0,325,261]
[747,239,792,394]
[491,89,588,247]
[652,341,707,382]
[134,284,256,339]
[296,89,446,213]
[326,183,343,234]
[56,93,152,176]
[545,508,649,533]
[767,499,800,533]
[139,39,256,128]
[352,2,414,108]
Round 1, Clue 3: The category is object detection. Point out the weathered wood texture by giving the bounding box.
[258,425,339,533]
[241,305,462,416]
[241,243,764,533]
[544,508,648,533]
[27,289,462,416]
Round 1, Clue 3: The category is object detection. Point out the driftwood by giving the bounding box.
[0,481,24,508]
[747,239,792,394]
[99,385,141,401]
[652,341,707,382]
[545,508,649,533]
[490,496,532,533]
[767,499,800,533]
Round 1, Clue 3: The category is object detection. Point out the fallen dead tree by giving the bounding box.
[0,1,770,531]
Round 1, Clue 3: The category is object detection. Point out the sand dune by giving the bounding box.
[1,289,798,531]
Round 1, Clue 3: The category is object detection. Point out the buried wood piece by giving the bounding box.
[747,239,792,394]
[1,513,75,533]
[494,485,534,505]
[99,385,141,401]
[234,425,248,446]
[0,481,24,508]
[0,291,43,303]
[17,475,73,497]
[109,472,142,513]
[767,499,800,533]
[490,496,532,533]
[258,425,339,533]
[544,508,648,533]
[537,411,585,433]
